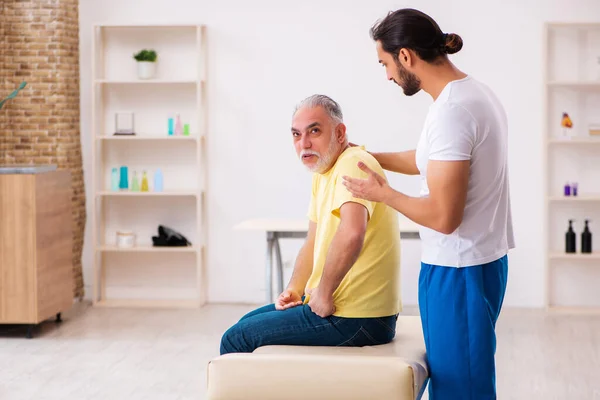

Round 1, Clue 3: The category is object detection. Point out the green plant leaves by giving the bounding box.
[0,81,27,110]
[133,49,158,62]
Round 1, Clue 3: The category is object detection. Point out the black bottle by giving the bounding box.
[566,219,576,253]
[582,219,592,254]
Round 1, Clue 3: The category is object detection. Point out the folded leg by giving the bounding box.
[220,304,397,355]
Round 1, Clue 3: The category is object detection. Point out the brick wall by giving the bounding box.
[0,0,86,298]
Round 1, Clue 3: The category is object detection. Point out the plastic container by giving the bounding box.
[154,169,163,192]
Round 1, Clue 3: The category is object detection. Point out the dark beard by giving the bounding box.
[396,63,421,96]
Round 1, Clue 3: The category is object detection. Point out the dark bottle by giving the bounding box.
[566,219,576,253]
[582,219,592,254]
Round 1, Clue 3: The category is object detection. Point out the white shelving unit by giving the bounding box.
[543,22,600,313]
[91,24,207,308]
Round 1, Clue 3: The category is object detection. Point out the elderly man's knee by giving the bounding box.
[219,324,251,355]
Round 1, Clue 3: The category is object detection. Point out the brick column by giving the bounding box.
[0,0,86,298]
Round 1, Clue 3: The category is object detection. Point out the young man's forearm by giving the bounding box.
[286,239,314,295]
[317,225,364,296]
[369,150,419,175]
[383,188,459,235]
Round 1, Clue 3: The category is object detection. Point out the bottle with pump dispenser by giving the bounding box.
[566,219,576,253]
[582,219,592,253]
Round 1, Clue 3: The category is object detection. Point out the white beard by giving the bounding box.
[300,133,339,174]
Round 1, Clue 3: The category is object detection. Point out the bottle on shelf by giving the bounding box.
[582,219,592,253]
[154,169,163,192]
[168,115,174,136]
[566,219,576,253]
[131,171,140,191]
[175,113,183,136]
[141,171,149,192]
[111,168,119,191]
[119,166,129,190]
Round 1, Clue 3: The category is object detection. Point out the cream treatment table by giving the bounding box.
[234,215,421,303]
[210,217,428,400]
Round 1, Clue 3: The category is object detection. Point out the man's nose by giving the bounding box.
[300,135,311,149]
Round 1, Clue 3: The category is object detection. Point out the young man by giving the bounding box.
[220,95,401,355]
[342,8,514,400]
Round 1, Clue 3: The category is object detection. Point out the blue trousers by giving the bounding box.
[419,255,508,400]
[220,302,398,355]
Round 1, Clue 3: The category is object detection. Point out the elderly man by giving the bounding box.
[220,94,402,355]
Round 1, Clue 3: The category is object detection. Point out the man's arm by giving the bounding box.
[286,221,317,296]
[317,202,367,296]
[369,150,420,175]
[383,159,469,234]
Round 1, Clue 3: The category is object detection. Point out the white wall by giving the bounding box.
[78,0,600,308]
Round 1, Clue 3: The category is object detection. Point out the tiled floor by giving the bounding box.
[0,302,599,399]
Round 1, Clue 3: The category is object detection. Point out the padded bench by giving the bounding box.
[206,315,429,400]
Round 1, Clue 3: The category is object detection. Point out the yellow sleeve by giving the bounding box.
[331,155,377,220]
[307,174,318,222]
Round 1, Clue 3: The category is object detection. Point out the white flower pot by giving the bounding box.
[137,61,156,80]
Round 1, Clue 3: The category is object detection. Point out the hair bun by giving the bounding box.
[443,33,463,55]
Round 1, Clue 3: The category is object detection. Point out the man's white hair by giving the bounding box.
[293,94,343,125]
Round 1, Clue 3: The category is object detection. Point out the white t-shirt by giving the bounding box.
[415,75,515,267]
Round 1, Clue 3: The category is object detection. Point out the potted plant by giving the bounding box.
[133,49,158,80]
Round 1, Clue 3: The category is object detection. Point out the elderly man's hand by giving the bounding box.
[306,286,335,318]
[275,289,303,311]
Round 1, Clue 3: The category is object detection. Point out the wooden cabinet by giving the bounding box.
[0,168,73,335]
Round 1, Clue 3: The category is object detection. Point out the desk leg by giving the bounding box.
[266,233,275,304]
[274,237,284,296]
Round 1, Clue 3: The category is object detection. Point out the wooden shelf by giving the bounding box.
[548,195,600,201]
[548,138,600,145]
[91,24,207,309]
[549,252,600,260]
[97,245,199,253]
[96,191,198,197]
[95,79,198,84]
[94,299,200,309]
[97,135,199,141]
[546,305,600,315]
[543,22,600,313]
[94,23,200,29]
[547,81,600,90]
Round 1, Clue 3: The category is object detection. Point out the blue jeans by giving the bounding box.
[419,255,508,400]
[220,302,398,355]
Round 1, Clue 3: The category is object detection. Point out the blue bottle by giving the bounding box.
[154,169,163,192]
[119,166,129,190]
[111,168,119,191]
[168,117,174,136]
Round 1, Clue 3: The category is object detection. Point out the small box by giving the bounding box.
[589,124,600,136]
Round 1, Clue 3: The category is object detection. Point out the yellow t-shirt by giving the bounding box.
[305,146,402,318]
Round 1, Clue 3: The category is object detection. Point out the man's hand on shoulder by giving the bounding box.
[342,161,393,203]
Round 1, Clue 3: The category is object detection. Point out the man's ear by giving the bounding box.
[397,48,413,68]
[335,123,347,144]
